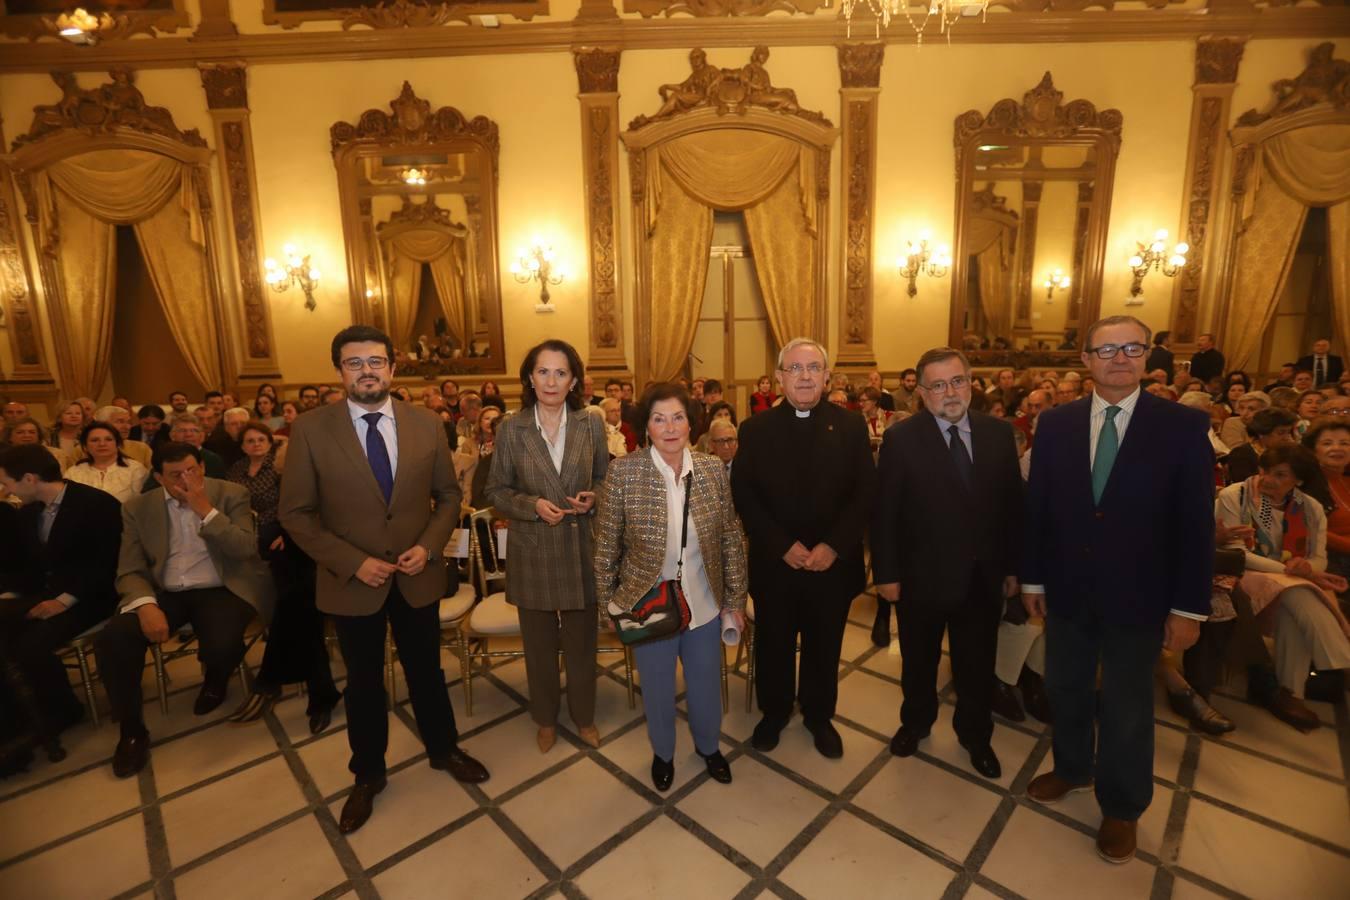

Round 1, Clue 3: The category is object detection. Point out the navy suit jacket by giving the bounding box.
[1021,390,1214,627]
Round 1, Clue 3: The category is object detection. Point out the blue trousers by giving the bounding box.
[1045,612,1162,821]
[633,617,722,762]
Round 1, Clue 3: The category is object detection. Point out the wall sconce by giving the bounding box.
[896,231,951,298]
[1128,229,1188,297]
[51,8,105,45]
[510,240,566,311]
[264,244,320,311]
[1043,269,1071,301]
[400,167,428,186]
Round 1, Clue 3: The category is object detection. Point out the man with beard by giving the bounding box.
[280,325,488,835]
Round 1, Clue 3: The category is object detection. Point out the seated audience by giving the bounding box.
[1179,392,1231,459]
[1306,419,1350,580]
[455,391,483,444]
[866,370,895,412]
[1262,363,1296,393]
[252,393,285,431]
[858,387,891,448]
[93,406,153,469]
[2,401,28,425]
[1296,390,1323,437]
[480,380,506,412]
[275,401,299,437]
[1011,389,1050,447]
[453,405,503,507]
[1226,407,1297,483]
[1216,444,1350,731]
[297,385,320,411]
[749,374,777,415]
[1320,395,1350,419]
[892,368,919,413]
[599,398,636,459]
[707,418,738,475]
[1292,369,1315,393]
[696,401,737,452]
[1219,390,1270,449]
[166,414,226,479]
[65,422,149,503]
[94,442,274,778]
[48,401,84,457]
[130,405,168,449]
[1220,381,1246,415]
[8,418,71,472]
[1054,380,1078,407]
[206,407,250,469]
[0,445,122,773]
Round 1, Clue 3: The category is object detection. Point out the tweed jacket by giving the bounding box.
[117,478,275,623]
[484,406,609,611]
[593,446,748,615]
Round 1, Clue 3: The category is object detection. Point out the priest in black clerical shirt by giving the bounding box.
[731,339,875,759]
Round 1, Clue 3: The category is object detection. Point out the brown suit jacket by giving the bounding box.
[483,406,608,611]
[278,398,460,616]
[116,478,275,622]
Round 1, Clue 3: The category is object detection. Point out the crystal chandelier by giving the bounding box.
[840,0,990,45]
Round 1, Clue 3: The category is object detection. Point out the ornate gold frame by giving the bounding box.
[261,0,548,30]
[2,0,190,41]
[950,72,1122,366]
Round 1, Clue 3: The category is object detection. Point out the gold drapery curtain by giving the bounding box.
[743,170,815,349]
[383,228,467,349]
[646,171,713,381]
[964,216,1015,341]
[1229,124,1350,370]
[33,148,219,396]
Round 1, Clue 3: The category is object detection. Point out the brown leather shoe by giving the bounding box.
[577,725,601,749]
[429,746,490,784]
[338,778,386,834]
[1026,772,1093,804]
[1268,688,1321,732]
[537,726,556,753]
[1096,816,1136,864]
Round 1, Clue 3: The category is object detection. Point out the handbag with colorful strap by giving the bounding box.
[608,471,693,646]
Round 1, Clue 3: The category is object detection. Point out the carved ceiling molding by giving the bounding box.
[378,196,464,231]
[14,68,207,150]
[838,42,884,90]
[574,47,621,93]
[954,72,1123,148]
[1235,41,1350,127]
[263,0,547,30]
[628,46,832,131]
[199,62,249,110]
[330,81,500,162]
[623,0,825,18]
[1195,36,1246,85]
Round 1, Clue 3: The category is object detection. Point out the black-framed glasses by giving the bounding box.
[1085,343,1148,360]
[340,356,390,372]
[922,375,970,394]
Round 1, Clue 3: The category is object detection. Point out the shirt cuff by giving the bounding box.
[1169,608,1209,621]
[54,592,77,609]
[199,508,219,527]
[122,596,159,614]
[1021,584,1045,594]
[0,592,18,600]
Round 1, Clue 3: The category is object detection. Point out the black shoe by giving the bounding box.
[962,741,1002,779]
[871,601,892,648]
[429,746,490,784]
[193,683,228,717]
[112,730,150,779]
[700,750,732,784]
[805,720,844,759]
[226,690,276,724]
[991,680,1026,722]
[1168,689,1236,736]
[750,716,787,752]
[651,755,674,792]
[338,777,386,834]
[1020,669,1053,725]
[888,726,927,757]
[308,704,336,735]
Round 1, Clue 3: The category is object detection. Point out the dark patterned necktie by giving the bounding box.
[363,412,394,504]
[948,425,973,491]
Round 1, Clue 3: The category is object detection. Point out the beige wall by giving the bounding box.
[1,36,1346,393]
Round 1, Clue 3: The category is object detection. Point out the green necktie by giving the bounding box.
[1092,405,1121,505]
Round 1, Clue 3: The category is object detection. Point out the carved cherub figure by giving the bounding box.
[654,49,722,119]
[742,46,800,114]
[1269,43,1350,116]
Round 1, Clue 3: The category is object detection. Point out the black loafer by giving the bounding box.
[806,720,844,759]
[193,683,228,717]
[112,731,151,779]
[308,706,335,735]
[870,601,892,648]
[962,742,1002,779]
[429,746,490,784]
[338,777,386,834]
[700,751,732,784]
[651,755,674,792]
[750,716,787,752]
[991,680,1026,722]
[1169,689,1236,736]
[888,726,927,758]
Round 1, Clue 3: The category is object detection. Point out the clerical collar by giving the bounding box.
[795,408,811,418]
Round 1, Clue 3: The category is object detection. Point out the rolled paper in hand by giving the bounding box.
[720,610,740,646]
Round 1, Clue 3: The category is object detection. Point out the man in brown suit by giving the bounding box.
[279,325,488,835]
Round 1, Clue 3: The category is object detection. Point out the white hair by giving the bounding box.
[94,405,127,422]
[776,338,829,371]
[1179,391,1213,410]
[223,406,251,422]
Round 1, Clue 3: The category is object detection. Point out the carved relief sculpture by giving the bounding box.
[574,48,624,363]
[17,68,207,148]
[954,72,1122,148]
[624,0,826,17]
[839,42,884,89]
[330,81,499,162]
[574,46,620,93]
[838,41,883,362]
[1235,42,1350,127]
[630,47,832,130]
[264,0,547,30]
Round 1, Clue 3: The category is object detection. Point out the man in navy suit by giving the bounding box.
[1021,316,1214,864]
[1294,338,1343,388]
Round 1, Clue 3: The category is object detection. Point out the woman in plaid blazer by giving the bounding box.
[485,340,609,753]
[594,383,747,791]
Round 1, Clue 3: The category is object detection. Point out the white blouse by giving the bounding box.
[650,447,719,629]
[65,459,149,503]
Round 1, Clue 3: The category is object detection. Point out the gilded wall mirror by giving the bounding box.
[332,82,504,376]
[950,73,1122,365]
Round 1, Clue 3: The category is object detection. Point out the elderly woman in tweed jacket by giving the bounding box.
[594,382,747,791]
[485,340,609,753]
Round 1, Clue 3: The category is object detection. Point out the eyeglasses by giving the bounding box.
[780,363,825,377]
[1085,343,1148,360]
[922,375,970,394]
[711,437,738,446]
[340,356,390,372]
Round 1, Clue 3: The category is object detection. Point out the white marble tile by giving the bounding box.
[0,816,149,900]
[161,756,306,867]
[373,816,547,900]
[598,722,726,795]
[575,815,749,899]
[982,806,1156,899]
[173,815,345,900]
[780,811,955,900]
[0,763,141,863]
[459,712,580,798]
[833,669,902,737]
[151,719,282,796]
[329,760,476,868]
[1208,694,1343,777]
[677,756,828,866]
[758,718,885,795]
[501,757,650,869]
[853,755,1003,862]
[295,716,423,799]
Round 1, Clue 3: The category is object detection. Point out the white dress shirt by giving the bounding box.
[348,397,399,479]
[651,448,719,629]
[123,494,222,613]
[65,459,148,504]
[533,406,568,474]
[1024,387,1205,620]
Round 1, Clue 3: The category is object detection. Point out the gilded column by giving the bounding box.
[574,47,628,374]
[1169,37,1246,349]
[0,113,55,388]
[198,61,281,379]
[836,42,884,368]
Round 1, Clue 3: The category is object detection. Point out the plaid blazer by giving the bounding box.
[484,407,609,611]
[593,447,748,615]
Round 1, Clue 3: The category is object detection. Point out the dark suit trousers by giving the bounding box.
[898,569,1001,745]
[96,588,256,735]
[333,583,457,783]
[1045,611,1162,822]
[754,573,851,725]
[0,597,102,736]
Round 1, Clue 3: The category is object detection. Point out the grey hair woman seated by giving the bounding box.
[594,383,747,791]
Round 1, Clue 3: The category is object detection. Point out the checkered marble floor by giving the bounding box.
[1,593,1347,900]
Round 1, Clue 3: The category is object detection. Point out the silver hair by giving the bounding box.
[93,405,127,422]
[776,338,829,371]
[223,407,251,421]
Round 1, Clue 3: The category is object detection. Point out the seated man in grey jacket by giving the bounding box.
[95,442,274,779]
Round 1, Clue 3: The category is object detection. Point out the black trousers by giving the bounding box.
[333,583,458,784]
[95,587,256,735]
[753,578,851,725]
[254,525,338,706]
[898,569,1001,746]
[0,597,102,738]
[1183,619,1235,700]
